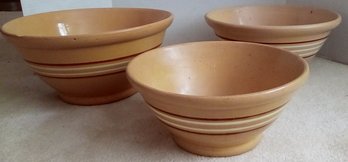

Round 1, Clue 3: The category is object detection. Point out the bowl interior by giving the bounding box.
[2,8,171,37]
[128,42,306,96]
[208,5,339,26]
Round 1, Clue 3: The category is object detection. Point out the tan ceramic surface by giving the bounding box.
[219,36,326,59]
[127,41,309,119]
[30,55,138,105]
[206,5,341,60]
[147,102,283,134]
[1,8,173,105]
[27,55,135,78]
[269,38,327,57]
[166,123,270,156]
[1,8,173,64]
[14,31,165,65]
[40,72,136,105]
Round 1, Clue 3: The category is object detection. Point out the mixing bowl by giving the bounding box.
[1,8,173,105]
[205,5,341,61]
[127,41,309,156]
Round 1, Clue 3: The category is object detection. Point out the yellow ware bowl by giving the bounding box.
[127,41,309,156]
[1,8,173,105]
[206,5,341,60]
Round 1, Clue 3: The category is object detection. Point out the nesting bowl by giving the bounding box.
[205,5,341,61]
[127,41,309,156]
[1,8,173,105]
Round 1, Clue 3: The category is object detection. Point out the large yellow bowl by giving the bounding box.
[1,8,173,105]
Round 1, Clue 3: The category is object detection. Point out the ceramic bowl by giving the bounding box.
[1,8,173,105]
[127,41,309,156]
[206,5,341,60]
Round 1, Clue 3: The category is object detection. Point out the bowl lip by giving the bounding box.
[0,7,173,39]
[205,4,342,31]
[127,41,310,100]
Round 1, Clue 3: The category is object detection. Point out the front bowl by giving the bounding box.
[205,5,341,60]
[127,41,309,119]
[1,8,173,105]
[127,41,309,156]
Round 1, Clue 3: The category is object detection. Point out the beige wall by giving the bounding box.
[113,0,347,64]
[18,0,347,64]
[112,0,286,45]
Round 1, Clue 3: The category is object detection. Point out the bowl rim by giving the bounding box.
[205,4,342,31]
[0,7,173,40]
[127,41,310,100]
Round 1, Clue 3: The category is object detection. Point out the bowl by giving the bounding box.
[205,5,341,61]
[127,41,309,156]
[1,8,173,105]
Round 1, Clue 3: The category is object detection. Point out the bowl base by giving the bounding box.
[59,88,137,106]
[173,134,262,157]
[303,55,315,62]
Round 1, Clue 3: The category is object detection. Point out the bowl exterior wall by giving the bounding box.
[39,71,136,105]
[166,123,269,156]
[13,31,165,105]
[218,36,327,60]
[14,32,165,65]
[131,81,295,119]
[148,102,283,134]
[212,27,331,43]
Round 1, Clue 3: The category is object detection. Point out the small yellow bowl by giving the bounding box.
[206,5,341,60]
[127,41,309,156]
